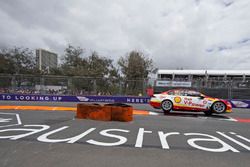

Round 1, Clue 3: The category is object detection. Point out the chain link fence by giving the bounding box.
[0,74,250,99]
[0,74,148,96]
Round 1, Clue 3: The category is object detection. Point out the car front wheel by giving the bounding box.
[211,101,226,114]
[161,100,173,115]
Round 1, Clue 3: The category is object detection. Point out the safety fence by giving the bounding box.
[1,74,250,99]
[0,74,148,96]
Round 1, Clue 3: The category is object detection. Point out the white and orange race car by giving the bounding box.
[149,89,232,115]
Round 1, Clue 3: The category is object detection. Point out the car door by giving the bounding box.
[171,90,189,110]
[172,95,184,106]
[182,91,207,110]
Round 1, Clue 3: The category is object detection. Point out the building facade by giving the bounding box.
[156,69,250,81]
[153,69,250,97]
[36,49,58,73]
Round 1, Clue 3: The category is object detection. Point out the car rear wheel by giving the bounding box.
[161,100,173,115]
[211,101,226,114]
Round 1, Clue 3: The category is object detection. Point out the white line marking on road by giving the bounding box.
[149,112,159,115]
[0,112,22,128]
[230,132,250,143]
[0,118,12,123]
[217,131,250,151]
[219,117,237,122]
[16,114,21,125]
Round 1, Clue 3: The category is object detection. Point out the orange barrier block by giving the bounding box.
[111,106,133,122]
[105,104,133,122]
[76,104,111,121]
[76,103,133,122]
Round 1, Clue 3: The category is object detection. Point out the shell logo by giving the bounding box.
[174,97,182,103]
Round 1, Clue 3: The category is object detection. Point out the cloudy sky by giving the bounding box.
[0,0,250,70]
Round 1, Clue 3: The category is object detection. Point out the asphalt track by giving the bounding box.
[0,101,250,167]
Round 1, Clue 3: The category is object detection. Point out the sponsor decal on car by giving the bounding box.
[183,99,205,108]
[174,97,182,103]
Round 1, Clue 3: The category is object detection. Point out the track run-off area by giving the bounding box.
[0,101,250,167]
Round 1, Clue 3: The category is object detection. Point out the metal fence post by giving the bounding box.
[119,80,122,95]
[228,81,232,99]
[67,77,73,95]
[11,75,16,93]
[40,76,45,94]
[93,79,97,95]
[142,79,145,96]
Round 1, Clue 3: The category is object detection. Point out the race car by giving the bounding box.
[149,89,232,115]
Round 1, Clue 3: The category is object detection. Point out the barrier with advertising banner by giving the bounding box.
[0,94,149,104]
[0,93,250,108]
[230,100,250,108]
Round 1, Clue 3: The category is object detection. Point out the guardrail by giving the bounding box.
[0,93,250,109]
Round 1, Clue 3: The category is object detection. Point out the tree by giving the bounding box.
[0,47,37,74]
[0,47,39,89]
[61,45,88,76]
[0,53,12,73]
[87,51,120,95]
[87,51,114,77]
[61,45,120,95]
[118,50,153,95]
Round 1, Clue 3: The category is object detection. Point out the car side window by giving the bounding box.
[187,91,201,97]
[174,90,183,96]
[167,91,174,95]
[182,91,189,96]
[179,91,186,96]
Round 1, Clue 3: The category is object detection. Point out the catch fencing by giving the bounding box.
[1,74,250,99]
[0,74,148,96]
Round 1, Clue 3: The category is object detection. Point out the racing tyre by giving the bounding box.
[161,100,173,115]
[211,101,226,114]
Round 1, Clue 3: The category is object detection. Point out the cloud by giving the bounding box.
[0,0,250,70]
